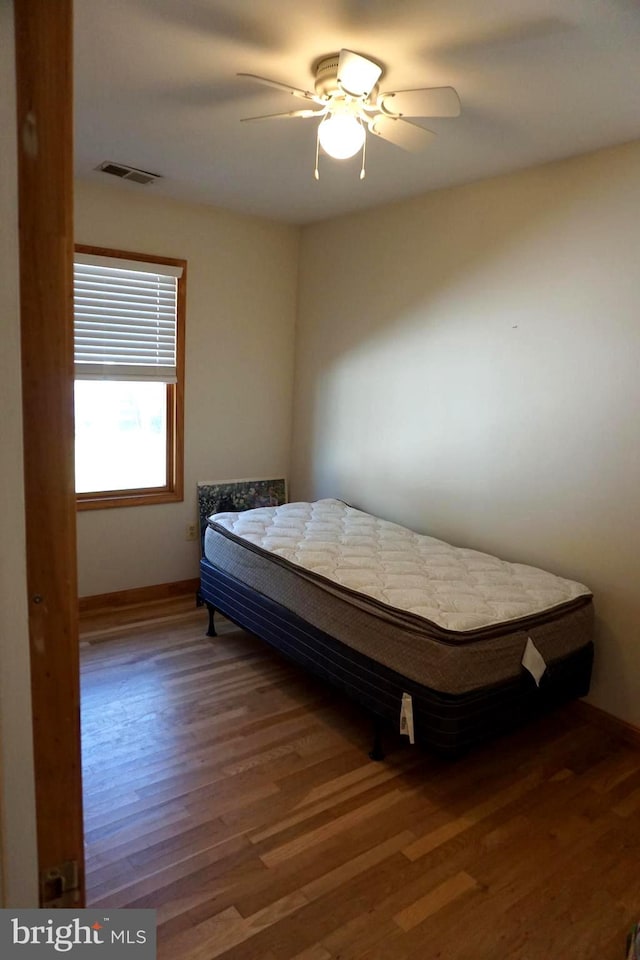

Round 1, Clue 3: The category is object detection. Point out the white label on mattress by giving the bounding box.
[400,692,415,745]
[522,636,547,686]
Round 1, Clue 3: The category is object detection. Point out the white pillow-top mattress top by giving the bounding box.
[208,499,591,633]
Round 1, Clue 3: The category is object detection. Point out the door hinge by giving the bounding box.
[40,860,81,908]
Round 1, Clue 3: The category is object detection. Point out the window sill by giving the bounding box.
[77,488,183,511]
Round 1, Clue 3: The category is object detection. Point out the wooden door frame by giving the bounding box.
[15,0,85,906]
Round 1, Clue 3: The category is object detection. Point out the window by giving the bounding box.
[73,245,186,509]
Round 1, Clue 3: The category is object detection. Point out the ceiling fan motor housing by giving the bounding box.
[314,55,341,97]
[314,53,381,101]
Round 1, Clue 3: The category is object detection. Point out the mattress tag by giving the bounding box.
[522,636,547,686]
[400,692,415,745]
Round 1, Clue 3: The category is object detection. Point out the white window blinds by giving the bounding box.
[74,253,183,382]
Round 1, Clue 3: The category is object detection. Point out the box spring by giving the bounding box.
[199,557,593,755]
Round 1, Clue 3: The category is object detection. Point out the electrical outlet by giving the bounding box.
[185,522,198,541]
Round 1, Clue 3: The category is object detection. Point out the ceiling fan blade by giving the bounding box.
[369,116,435,152]
[241,108,325,122]
[379,87,461,118]
[337,49,382,98]
[237,73,318,103]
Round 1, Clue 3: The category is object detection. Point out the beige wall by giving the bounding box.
[292,140,640,726]
[0,0,39,906]
[75,181,299,596]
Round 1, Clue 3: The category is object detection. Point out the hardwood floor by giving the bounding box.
[81,599,640,959]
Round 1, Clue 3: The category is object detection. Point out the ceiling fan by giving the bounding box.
[238,48,461,180]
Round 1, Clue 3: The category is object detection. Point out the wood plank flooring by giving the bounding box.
[81,598,640,959]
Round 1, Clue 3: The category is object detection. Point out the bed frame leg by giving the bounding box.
[195,588,204,607]
[369,716,385,762]
[205,602,217,638]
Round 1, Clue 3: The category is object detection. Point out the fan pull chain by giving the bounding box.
[360,129,367,181]
[314,125,320,180]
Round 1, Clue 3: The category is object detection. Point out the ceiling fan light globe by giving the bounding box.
[318,114,365,159]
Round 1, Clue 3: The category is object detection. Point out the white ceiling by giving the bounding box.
[74,0,640,225]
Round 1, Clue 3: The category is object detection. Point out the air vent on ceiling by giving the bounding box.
[96,161,162,185]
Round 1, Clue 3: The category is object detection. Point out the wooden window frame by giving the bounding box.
[74,244,186,511]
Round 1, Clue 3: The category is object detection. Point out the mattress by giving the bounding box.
[204,499,593,696]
